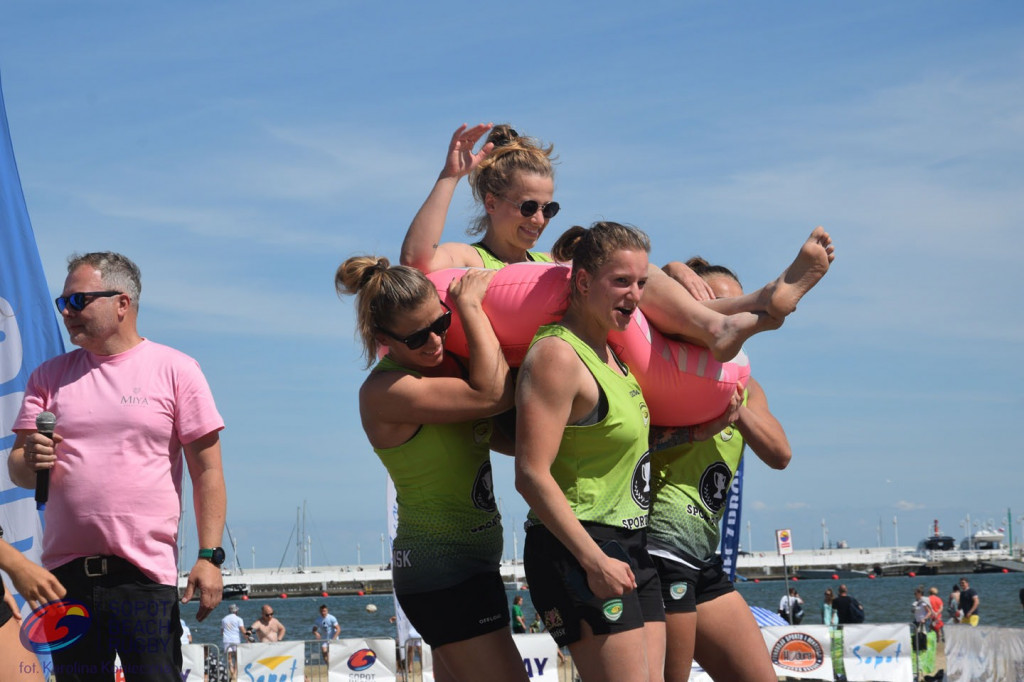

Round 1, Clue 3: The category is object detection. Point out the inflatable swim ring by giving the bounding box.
[426,262,750,426]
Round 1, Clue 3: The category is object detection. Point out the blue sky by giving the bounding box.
[2,1,1022,568]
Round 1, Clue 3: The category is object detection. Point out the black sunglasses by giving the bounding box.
[55,290,122,313]
[380,301,452,350]
[500,196,560,220]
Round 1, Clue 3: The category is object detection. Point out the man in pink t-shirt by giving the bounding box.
[9,252,227,681]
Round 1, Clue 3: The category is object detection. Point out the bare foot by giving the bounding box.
[705,311,783,362]
[763,226,835,319]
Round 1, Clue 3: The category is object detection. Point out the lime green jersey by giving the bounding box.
[526,324,652,530]
[372,356,503,593]
[471,242,553,270]
[647,397,747,561]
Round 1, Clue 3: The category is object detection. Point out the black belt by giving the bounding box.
[64,555,140,578]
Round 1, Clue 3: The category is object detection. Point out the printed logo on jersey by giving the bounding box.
[698,461,732,514]
[543,608,565,639]
[630,451,651,509]
[670,582,688,600]
[471,460,498,512]
[770,632,825,672]
[602,599,624,622]
[472,418,491,444]
[719,425,735,442]
[640,401,650,427]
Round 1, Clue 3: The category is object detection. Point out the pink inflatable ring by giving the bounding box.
[427,262,750,426]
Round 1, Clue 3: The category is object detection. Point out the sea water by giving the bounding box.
[180,571,1023,645]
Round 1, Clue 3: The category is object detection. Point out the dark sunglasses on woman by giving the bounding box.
[379,301,452,350]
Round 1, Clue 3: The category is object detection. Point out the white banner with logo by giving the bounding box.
[181,644,205,682]
[513,633,560,681]
[761,625,832,680]
[238,641,305,681]
[842,623,913,682]
[329,638,397,681]
[421,634,559,681]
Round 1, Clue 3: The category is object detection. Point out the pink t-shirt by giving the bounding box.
[13,339,224,585]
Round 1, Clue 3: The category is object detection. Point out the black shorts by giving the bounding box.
[524,524,664,648]
[0,593,12,629]
[396,571,509,648]
[652,552,735,614]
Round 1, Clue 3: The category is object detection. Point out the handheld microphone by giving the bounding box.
[34,411,56,511]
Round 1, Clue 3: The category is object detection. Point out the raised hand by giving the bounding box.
[440,123,495,180]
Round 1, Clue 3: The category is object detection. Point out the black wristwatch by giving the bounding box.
[198,547,226,567]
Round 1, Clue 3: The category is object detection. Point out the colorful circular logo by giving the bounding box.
[347,648,377,671]
[670,582,688,600]
[602,599,624,623]
[770,632,824,672]
[20,599,92,653]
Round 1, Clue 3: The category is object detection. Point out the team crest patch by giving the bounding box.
[640,402,650,426]
[543,608,564,631]
[602,599,624,622]
[630,452,651,510]
[471,461,497,512]
[698,461,732,514]
[719,425,735,441]
[670,582,688,600]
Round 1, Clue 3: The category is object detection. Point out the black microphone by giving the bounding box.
[34,411,56,511]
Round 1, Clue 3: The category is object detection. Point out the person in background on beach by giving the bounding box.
[832,584,865,624]
[515,223,665,682]
[401,123,835,364]
[250,604,286,642]
[337,258,528,682]
[314,604,341,663]
[947,583,960,623]
[1,531,65,682]
[779,587,805,625]
[927,587,944,641]
[958,577,980,626]
[180,619,192,646]
[529,612,543,633]
[8,251,227,682]
[222,604,246,678]
[911,586,937,651]
[512,595,528,634]
[822,587,839,626]
[646,258,791,682]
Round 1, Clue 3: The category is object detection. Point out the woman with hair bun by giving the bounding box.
[336,256,527,682]
[514,222,705,682]
[401,123,834,363]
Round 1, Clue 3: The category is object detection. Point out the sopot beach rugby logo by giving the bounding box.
[20,599,92,653]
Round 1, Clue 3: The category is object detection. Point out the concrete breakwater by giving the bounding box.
[178,547,1023,598]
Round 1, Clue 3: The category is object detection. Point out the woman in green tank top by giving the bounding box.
[515,222,664,682]
[335,256,528,682]
[401,123,836,363]
[649,261,792,682]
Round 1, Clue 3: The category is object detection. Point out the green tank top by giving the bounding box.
[647,395,748,561]
[372,356,503,594]
[471,241,554,269]
[526,324,651,530]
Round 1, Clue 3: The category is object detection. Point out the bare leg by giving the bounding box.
[641,267,781,362]
[663,612,697,682]
[693,591,776,682]
[569,620,650,682]
[1,617,45,682]
[645,620,667,682]
[663,227,835,318]
[433,628,530,682]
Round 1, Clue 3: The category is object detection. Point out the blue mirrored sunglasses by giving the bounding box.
[55,290,122,313]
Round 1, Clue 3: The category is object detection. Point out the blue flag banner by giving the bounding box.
[0,72,65,606]
[719,455,744,582]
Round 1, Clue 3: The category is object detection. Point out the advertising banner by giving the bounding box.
[841,623,913,682]
[237,641,305,682]
[329,638,397,681]
[761,625,832,680]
